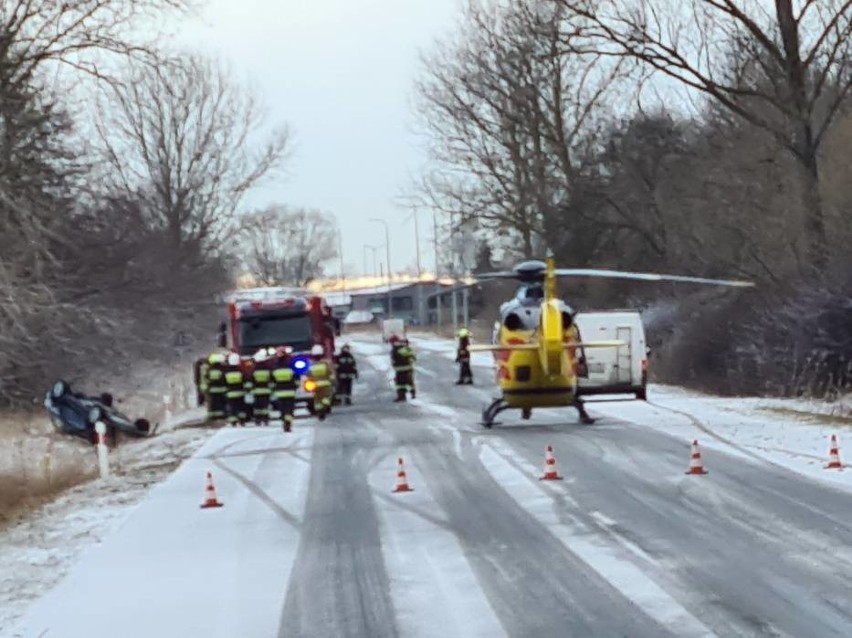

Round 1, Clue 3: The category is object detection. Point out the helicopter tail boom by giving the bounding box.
[468,340,627,352]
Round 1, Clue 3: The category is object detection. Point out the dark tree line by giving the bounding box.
[0,1,291,405]
[415,0,852,397]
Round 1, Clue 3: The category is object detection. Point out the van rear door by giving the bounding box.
[574,311,647,399]
[615,326,633,384]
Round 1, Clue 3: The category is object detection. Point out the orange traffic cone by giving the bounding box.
[539,444,563,481]
[685,440,708,475]
[825,435,843,469]
[393,457,414,493]
[200,471,224,508]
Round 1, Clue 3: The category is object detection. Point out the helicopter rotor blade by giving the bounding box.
[475,271,520,280]
[552,268,755,287]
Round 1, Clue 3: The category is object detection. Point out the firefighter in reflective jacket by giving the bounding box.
[224,353,247,426]
[270,347,297,432]
[308,344,333,420]
[334,343,358,405]
[455,328,473,385]
[241,358,256,425]
[251,349,273,425]
[563,316,594,425]
[392,338,416,401]
[205,352,228,422]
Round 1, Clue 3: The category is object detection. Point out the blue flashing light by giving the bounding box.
[291,357,309,373]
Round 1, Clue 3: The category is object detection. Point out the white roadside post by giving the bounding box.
[94,421,110,479]
[163,394,172,425]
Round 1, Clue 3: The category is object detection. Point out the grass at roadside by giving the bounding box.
[758,406,852,427]
[0,354,204,527]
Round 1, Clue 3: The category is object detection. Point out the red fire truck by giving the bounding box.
[216,290,340,414]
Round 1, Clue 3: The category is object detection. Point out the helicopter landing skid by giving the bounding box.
[481,398,511,428]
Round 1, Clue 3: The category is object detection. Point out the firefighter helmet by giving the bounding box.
[227,353,240,366]
[458,328,471,338]
[341,343,350,352]
[254,349,268,362]
[311,344,324,357]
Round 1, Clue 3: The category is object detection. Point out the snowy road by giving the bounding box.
[11,334,852,638]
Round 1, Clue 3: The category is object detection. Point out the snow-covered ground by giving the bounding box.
[406,332,852,491]
[0,409,214,635]
[589,386,852,491]
[3,332,851,636]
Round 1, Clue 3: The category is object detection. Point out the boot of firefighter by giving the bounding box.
[575,399,595,425]
[395,388,406,402]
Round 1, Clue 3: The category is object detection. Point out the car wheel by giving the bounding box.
[51,380,70,399]
[134,418,151,434]
[100,393,114,408]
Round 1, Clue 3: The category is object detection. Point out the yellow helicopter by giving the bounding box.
[468,255,754,427]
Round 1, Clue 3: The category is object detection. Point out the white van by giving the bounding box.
[573,311,649,400]
[381,317,406,342]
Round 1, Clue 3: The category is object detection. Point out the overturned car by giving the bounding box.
[44,380,156,447]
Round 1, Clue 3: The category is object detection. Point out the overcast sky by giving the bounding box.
[180,0,462,277]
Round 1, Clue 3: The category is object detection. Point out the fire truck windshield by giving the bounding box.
[237,313,313,354]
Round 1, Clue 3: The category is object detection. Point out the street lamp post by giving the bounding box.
[338,228,345,291]
[413,209,422,277]
[433,210,441,327]
[369,218,392,318]
[363,244,379,277]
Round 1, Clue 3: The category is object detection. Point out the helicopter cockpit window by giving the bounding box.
[520,285,544,301]
[504,312,524,331]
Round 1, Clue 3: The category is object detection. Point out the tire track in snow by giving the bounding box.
[411,435,678,638]
[407,339,852,636]
[278,351,399,638]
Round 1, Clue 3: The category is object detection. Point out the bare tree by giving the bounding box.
[238,205,339,286]
[97,54,290,253]
[0,0,192,89]
[413,0,629,258]
[555,0,852,273]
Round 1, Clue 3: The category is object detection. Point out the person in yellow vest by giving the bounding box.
[563,316,594,425]
[455,328,473,385]
[270,347,298,432]
[396,338,417,401]
[224,352,246,427]
[250,348,273,425]
[240,358,256,426]
[205,352,228,423]
[308,344,333,421]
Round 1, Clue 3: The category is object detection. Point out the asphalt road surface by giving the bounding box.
[12,334,852,638]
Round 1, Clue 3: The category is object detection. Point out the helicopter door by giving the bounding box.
[615,327,632,384]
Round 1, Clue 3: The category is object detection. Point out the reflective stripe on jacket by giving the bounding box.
[225,370,244,398]
[271,367,297,398]
[252,369,272,395]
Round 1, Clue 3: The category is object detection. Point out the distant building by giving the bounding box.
[341,280,477,326]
